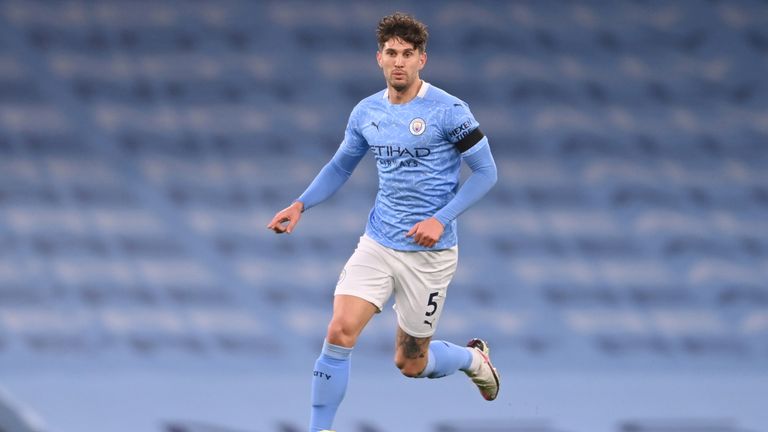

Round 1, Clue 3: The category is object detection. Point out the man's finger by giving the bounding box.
[267,213,285,228]
[266,218,277,229]
[267,220,280,230]
[286,218,299,233]
[406,225,418,237]
[267,215,289,233]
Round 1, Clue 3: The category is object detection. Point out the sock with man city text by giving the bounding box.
[417,340,473,379]
[310,340,353,431]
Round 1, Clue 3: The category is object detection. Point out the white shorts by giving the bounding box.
[335,235,458,338]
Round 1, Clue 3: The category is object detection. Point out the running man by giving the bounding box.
[267,12,499,432]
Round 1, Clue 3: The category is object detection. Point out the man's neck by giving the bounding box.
[388,79,423,104]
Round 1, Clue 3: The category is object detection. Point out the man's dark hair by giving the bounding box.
[376,12,428,52]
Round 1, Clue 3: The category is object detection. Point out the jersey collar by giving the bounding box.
[382,81,431,100]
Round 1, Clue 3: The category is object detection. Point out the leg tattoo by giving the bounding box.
[397,329,429,360]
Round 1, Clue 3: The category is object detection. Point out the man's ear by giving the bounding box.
[376,51,382,68]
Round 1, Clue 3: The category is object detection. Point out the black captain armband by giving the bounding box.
[454,128,485,153]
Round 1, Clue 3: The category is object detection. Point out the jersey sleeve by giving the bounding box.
[443,101,487,156]
[433,142,497,225]
[338,103,370,157]
[295,103,369,211]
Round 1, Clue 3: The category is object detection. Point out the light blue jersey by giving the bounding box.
[340,82,488,251]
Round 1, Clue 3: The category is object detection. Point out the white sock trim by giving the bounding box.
[468,347,483,373]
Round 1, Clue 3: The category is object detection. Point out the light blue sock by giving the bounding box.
[418,340,474,379]
[310,340,352,432]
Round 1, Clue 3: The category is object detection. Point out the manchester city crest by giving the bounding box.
[409,118,426,136]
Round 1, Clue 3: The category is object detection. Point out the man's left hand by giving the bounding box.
[406,217,445,248]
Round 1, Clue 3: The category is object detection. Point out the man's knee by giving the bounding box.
[326,319,357,347]
[394,328,430,378]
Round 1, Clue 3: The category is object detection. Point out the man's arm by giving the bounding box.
[267,148,365,234]
[407,140,497,247]
[296,148,365,211]
[434,140,497,224]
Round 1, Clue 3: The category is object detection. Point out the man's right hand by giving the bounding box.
[267,201,304,234]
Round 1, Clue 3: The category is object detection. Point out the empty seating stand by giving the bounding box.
[0,0,766,373]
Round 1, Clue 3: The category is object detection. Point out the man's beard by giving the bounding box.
[389,74,409,92]
[389,71,412,93]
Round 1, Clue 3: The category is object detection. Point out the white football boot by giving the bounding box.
[465,338,500,401]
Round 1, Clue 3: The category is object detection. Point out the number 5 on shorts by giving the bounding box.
[426,292,439,317]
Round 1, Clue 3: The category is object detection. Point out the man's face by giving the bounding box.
[377,38,426,92]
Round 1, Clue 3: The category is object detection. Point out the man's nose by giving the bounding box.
[394,55,404,67]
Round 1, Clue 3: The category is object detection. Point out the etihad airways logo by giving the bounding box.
[370,145,431,168]
[370,145,431,158]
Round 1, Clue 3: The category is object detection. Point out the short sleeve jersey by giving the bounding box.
[339,82,487,251]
